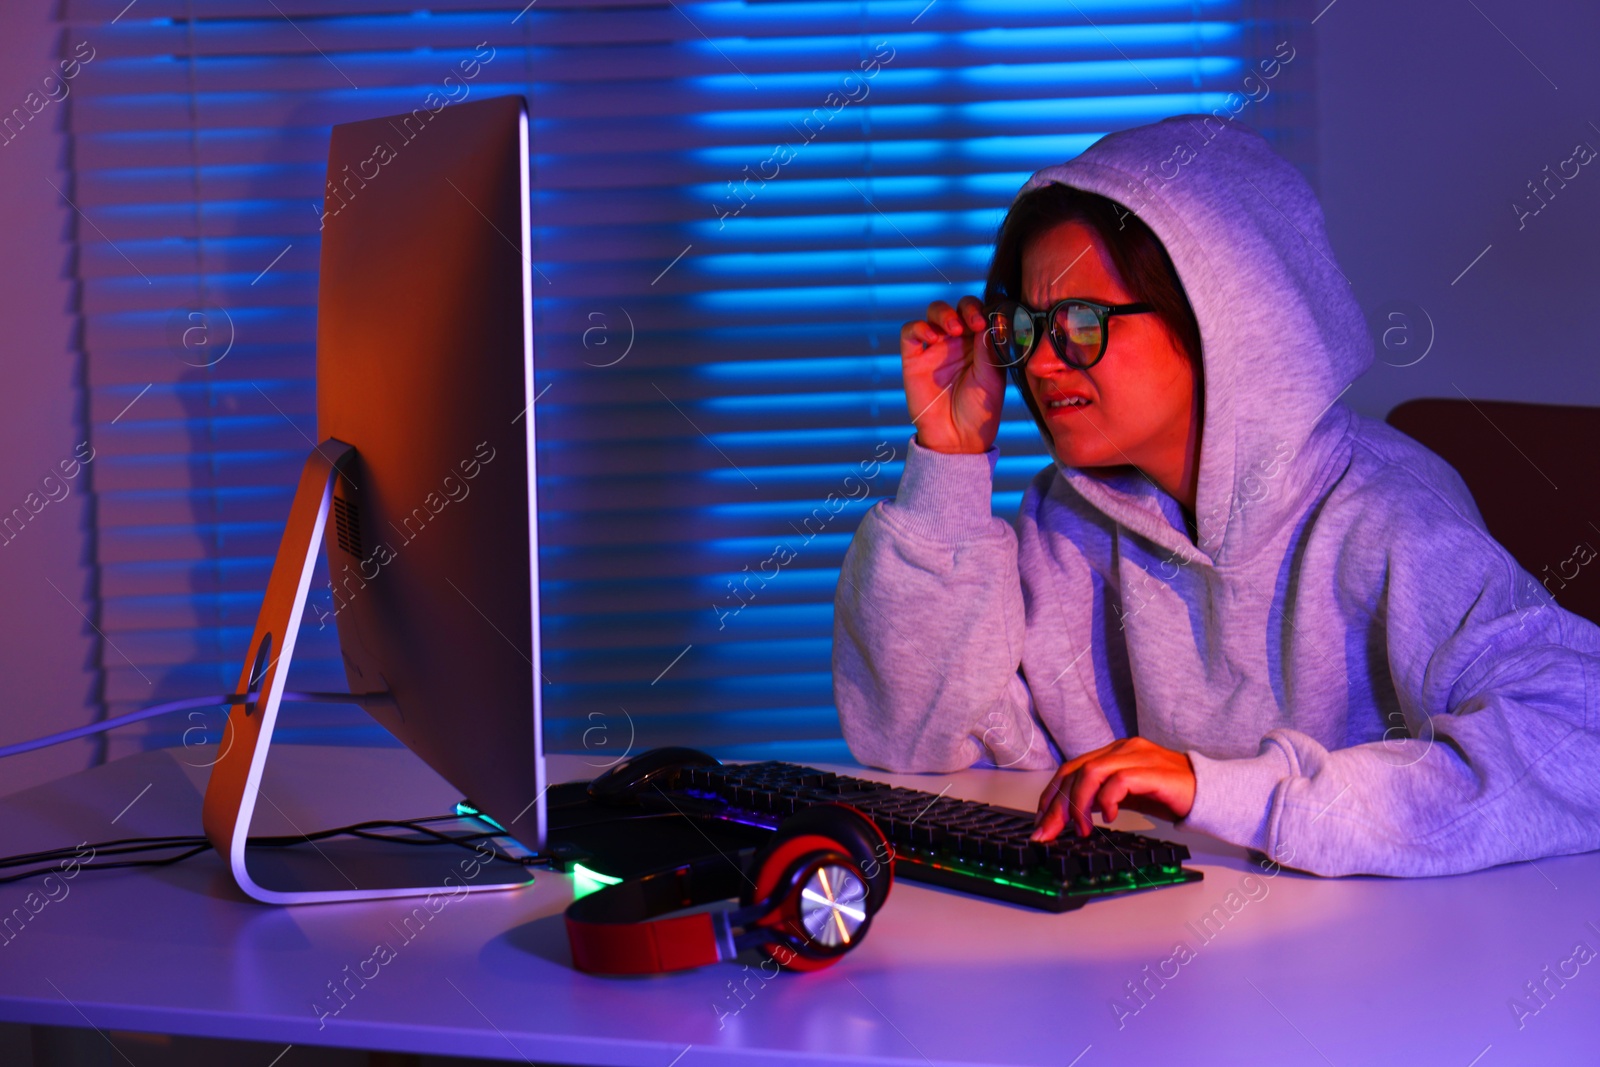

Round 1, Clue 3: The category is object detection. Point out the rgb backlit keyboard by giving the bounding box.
[681,760,1202,912]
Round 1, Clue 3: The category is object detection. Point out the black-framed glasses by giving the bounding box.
[984,298,1154,370]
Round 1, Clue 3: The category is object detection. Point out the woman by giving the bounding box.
[832,114,1600,877]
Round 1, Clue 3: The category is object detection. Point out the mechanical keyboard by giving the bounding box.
[679,760,1202,912]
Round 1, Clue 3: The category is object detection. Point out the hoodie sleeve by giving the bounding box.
[832,435,1059,773]
[1179,468,1600,876]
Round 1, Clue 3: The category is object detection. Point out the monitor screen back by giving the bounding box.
[314,93,546,850]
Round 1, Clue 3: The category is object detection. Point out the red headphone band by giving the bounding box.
[565,852,746,976]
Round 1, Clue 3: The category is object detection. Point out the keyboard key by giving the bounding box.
[1045,850,1082,880]
[1003,843,1033,869]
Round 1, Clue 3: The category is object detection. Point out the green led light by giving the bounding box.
[573,862,623,885]
[984,874,1053,896]
[923,859,1058,897]
[570,862,625,900]
[453,801,508,834]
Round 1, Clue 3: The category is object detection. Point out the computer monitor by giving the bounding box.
[201,94,548,904]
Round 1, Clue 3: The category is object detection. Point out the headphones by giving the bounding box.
[564,803,893,976]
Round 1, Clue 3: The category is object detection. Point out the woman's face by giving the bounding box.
[1018,219,1202,509]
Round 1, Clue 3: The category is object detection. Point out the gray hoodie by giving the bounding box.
[832,114,1600,877]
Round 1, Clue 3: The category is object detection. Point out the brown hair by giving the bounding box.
[983,183,1202,407]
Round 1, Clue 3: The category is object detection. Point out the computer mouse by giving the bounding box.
[586,745,722,806]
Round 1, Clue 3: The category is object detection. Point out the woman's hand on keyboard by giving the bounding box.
[1028,737,1196,841]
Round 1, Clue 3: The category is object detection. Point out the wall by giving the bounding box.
[1313,0,1600,417]
[0,3,101,795]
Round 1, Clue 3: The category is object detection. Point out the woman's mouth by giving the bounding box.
[1045,396,1092,415]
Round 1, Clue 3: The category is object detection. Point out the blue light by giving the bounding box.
[687,67,946,96]
[692,247,989,278]
[693,173,952,202]
[958,56,1241,87]
[699,356,900,382]
[933,0,1237,12]
[693,135,1108,173]
[952,135,1105,161]
[695,282,987,314]
[696,497,900,522]
[687,208,1004,243]
[697,171,1030,214]
[696,103,948,132]
[955,22,1239,49]
[696,457,902,482]
[960,93,1233,123]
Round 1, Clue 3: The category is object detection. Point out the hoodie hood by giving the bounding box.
[1013,115,1372,569]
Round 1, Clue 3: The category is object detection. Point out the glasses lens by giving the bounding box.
[1054,302,1103,365]
[985,304,1033,367]
[1010,305,1036,362]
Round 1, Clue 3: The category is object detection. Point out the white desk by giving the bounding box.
[1,743,1596,1065]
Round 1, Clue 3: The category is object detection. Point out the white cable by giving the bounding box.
[0,691,366,759]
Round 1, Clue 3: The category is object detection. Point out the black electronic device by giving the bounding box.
[592,747,1203,913]
[586,745,722,806]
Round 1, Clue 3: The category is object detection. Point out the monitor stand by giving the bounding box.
[200,440,533,904]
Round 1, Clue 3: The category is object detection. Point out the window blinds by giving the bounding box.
[60,0,1311,764]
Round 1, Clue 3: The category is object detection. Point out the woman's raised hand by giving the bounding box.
[900,296,1007,454]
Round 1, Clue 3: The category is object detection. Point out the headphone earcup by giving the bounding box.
[747,803,892,912]
[790,809,896,908]
[739,804,892,971]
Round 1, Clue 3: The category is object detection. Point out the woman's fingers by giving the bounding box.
[1065,760,1120,838]
[955,294,986,333]
[1093,770,1137,827]
[1032,757,1090,839]
[1035,761,1125,840]
[897,294,1001,454]
[900,318,942,353]
[901,295,982,355]
[1033,741,1111,816]
[1030,740,1193,842]
[926,299,962,335]
[1032,766,1090,841]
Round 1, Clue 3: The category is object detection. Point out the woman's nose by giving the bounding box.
[1025,337,1080,381]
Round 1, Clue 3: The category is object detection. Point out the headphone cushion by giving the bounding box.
[742,803,892,912]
